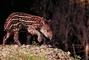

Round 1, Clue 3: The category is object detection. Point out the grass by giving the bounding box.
[1,52,46,60]
[0,45,75,60]
[0,45,46,60]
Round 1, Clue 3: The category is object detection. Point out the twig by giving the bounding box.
[72,44,76,59]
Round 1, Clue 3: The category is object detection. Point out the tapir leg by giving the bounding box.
[26,33,32,45]
[27,26,42,42]
[27,29,42,42]
[2,32,11,48]
[13,31,21,47]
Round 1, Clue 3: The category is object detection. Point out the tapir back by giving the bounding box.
[4,12,42,31]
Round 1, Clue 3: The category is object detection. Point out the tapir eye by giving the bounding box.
[47,30,50,32]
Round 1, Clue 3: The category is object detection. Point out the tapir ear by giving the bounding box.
[44,19,51,24]
[48,19,51,23]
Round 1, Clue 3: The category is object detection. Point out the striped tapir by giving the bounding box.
[2,12,53,47]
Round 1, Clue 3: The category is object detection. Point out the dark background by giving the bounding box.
[0,0,37,44]
[0,0,89,59]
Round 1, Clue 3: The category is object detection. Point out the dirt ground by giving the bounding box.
[0,44,75,60]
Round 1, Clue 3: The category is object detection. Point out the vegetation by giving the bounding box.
[0,45,75,60]
[0,45,46,60]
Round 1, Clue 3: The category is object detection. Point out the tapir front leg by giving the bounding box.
[34,30,42,42]
[27,29,42,42]
[13,31,21,47]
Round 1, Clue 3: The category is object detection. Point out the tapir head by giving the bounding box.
[40,19,53,40]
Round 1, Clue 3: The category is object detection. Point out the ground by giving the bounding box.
[0,44,75,60]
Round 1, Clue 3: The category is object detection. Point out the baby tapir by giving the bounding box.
[2,12,53,47]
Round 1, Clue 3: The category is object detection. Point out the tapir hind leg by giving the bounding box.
[13,31,21,47]
[2,32,11,47]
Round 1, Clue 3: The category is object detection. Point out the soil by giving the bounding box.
[0,44,75,60]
